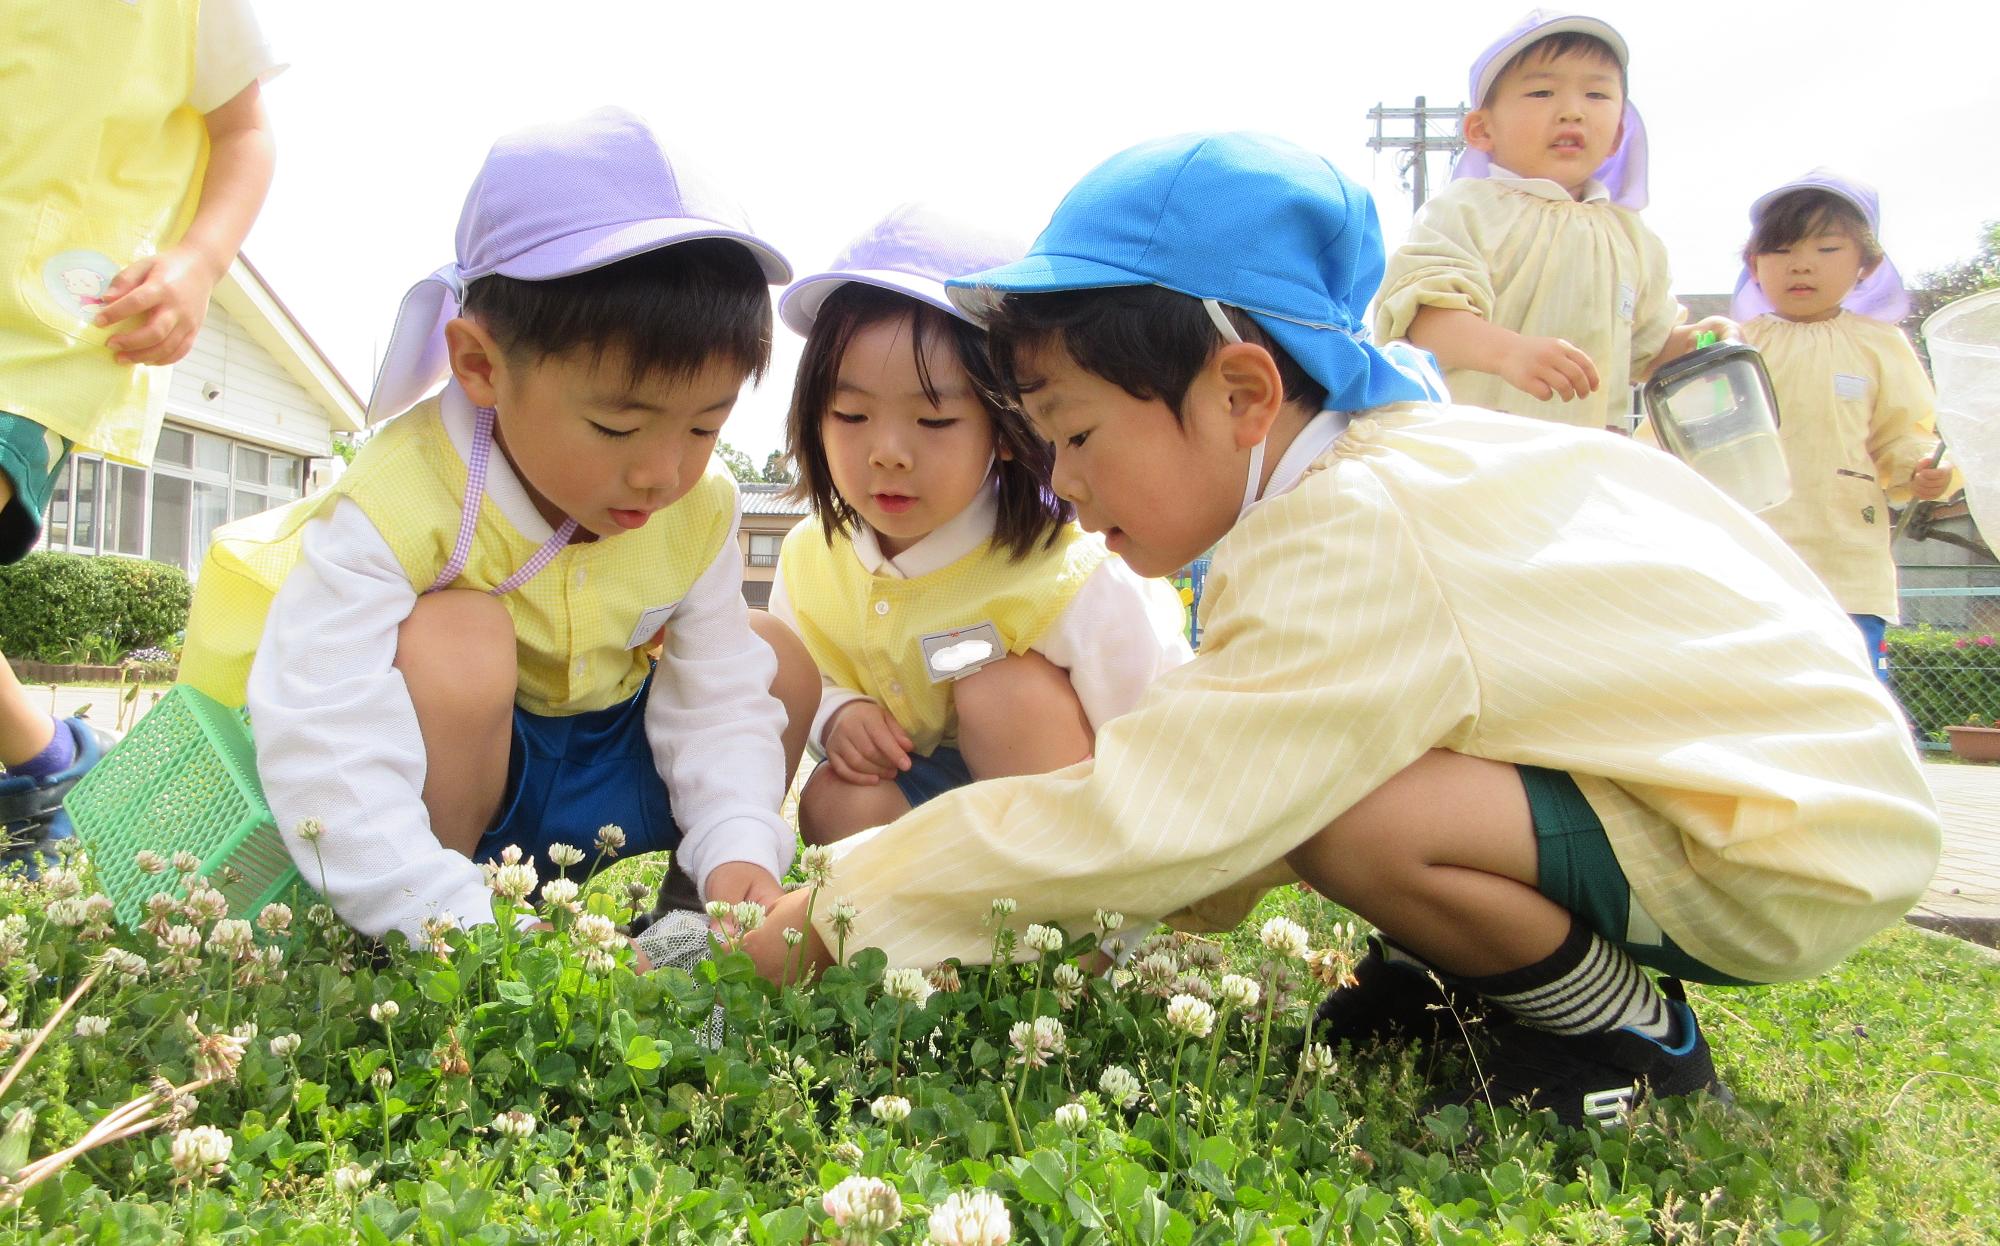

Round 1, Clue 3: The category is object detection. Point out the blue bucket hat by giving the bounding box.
[945,132,1434,413]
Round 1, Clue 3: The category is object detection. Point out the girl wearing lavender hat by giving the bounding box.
[768,204,1191,845]
[1732,170,1958,682]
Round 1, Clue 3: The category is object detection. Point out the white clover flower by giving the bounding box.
[369,1000,400,1026]
[1021,924,1064,956]
[293,818,325,844]
[171,850,202,874]
[730,901,766,933]
[98,947,149,983]
[306,904,337,928]
[47,897,89,928]
[490,861,537,905]
[869,1094,911,1124]
[1164,994,1216,1040]
[882,967,934,1008]
[539,878,581,912]
[255,903,293,935]
[135,850,169,876]
[498,844,524,866]
[420,914,460,957]
[1051,963,1085,992]
[1134,951,1178,991]
[331,1163,374,1194]
[831,1139,864,1167]
[783,927,804,948]
[161,923,201,953]
[42,868,82,900]
[1008,1016,1065,1069]
[926,962,961,994]
[594,824,627,856]
[704,898,732,923]
[1219,973,1261,1011]
[492,1109,536,1139]
[988,898,1017,922]
[1053,1102,1088,1135]
[829,898,859,936]
[547,843,586,869]
[927,1188,1011,1246]
[145,892,179,923]
[169,1125,232,1178]
[582,947,615,976]
[1092,909,1124,935]
[1258,916,1310,960]
[369,1066,393,1090]
[1182,941,1225,972]
[1301,1042,1337,1078]
[184,885,229,924]
[1098,1065,1142,1109]
[268,1033,301,1058]
[207,919,255,957]
[572,912,620,950]
[800,843,836,886]
[74,1014,110,1039]
[823,1175,902,1240]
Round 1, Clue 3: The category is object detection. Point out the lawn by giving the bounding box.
[0,850,1994,1244]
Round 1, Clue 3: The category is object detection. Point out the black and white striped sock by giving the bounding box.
[1464,919,1675,1041]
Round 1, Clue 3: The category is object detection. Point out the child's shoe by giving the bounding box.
[1311,936,1497,1050]
[1435,982,1727,1129]
[0,717,115,872]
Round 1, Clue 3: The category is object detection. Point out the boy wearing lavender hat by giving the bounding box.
[1375,10,1727,432]
[178,109,817,956]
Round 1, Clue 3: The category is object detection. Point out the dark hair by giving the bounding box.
[981,285,1328,423]
[461,238,773,387]
[1483,32,1627,107]
[785,283,1071,560]
[1744,189,1885,268]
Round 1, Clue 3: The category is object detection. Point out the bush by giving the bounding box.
[0,552,190,662]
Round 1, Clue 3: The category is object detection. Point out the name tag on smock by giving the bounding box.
[920,622,1005,683]
[1834,374,1872,401]
[1617,284,1636,320]
[625,602,681,650]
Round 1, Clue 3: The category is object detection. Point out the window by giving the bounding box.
[747,533,781,567]
[35,424,307,571]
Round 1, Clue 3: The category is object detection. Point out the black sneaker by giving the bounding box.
[1311,937,1497,1051]
[0,717,116,874]
[1438,983,1727,1129]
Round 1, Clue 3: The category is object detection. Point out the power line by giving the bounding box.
[1366,97,1470,214]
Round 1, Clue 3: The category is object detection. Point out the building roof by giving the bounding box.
[214,253,366,433]
[740,482,811,516]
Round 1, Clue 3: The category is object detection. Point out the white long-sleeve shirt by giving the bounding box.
[245,394,792,941]
[766,480,1194,754]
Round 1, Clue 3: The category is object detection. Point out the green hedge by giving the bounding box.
[0,551,190,662]
[1886,624,2000,740]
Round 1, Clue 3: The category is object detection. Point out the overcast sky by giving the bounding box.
[246,1,1998,461]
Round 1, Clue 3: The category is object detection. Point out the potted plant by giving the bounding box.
[1945,715,2000,763]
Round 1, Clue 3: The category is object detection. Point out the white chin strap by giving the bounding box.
[1204,298,1266,517]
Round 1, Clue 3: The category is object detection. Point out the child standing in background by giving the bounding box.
[770,204,1191,845]
[1375,10,1723,432]
[1733,170,1956,680]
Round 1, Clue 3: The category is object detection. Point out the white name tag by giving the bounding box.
[920,622,1005,684]
[625,601,681,650]
[1834,373,1872,401]
[1617,284,1636,321]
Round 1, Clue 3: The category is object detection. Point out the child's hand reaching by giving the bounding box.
[824,701,914,785]
[703,861,786,921]
[1910,462,1954,501]
[1500,335,1600,402]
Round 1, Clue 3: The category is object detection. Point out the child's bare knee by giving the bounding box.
[799,767,906,845]
[954,651,1079,732]
[749,610,820,720]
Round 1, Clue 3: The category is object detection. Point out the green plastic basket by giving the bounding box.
[66,684,311,931]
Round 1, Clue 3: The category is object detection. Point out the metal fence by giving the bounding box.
[1889,573,2000,749]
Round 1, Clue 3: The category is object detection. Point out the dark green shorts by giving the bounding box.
[1521,765,1755,986]
[0,411,72,564]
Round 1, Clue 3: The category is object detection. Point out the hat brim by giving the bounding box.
[493,216,792,286]
[1474,15,1629,104]
[944,253,1152,323]
[779,268,969,337]
[1750,180,1875,231]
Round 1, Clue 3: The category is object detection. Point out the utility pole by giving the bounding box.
[1366,96,1470,214]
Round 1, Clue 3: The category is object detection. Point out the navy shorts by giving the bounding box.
[477,673,677,882]
[893,744,974,808]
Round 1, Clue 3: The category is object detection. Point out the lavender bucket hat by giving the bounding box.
[778,203,1025,336]
[1450,9,1650,210]
[367,107,792,423]
[1730,169,1911,323]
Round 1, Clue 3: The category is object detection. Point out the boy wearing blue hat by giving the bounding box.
[744,132,1941,1129]
[177,110,817,956]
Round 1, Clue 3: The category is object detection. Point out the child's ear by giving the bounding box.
[1213,343,1285,451]
[1463,109,1497,154]
[445,316,506,408]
